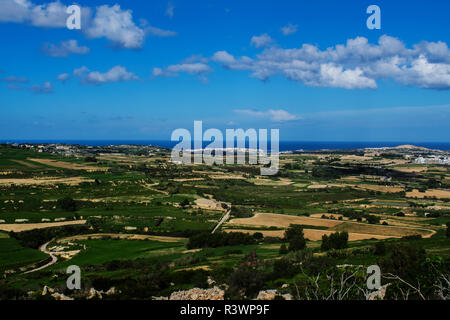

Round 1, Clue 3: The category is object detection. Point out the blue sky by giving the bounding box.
[1,0,449,141]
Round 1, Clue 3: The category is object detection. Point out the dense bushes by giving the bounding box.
[311,166,341,179]
[230,206,253,218]
[321,232,348,251]
[226,250,268,299]
[373,241,387,256]
[10,225,91,249]
[57,197,78,212]
[378,244,426,283]
[187,232,256,249]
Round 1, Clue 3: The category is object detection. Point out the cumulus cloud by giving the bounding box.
[41,40,90,57]
[56,73,70,83]
[78,66,139,85]
[250,34,274,48]
[234,109,299,122]
[0,0,90,27]
[281,23,298,36]
[212,35,450,90]
[29,81,53,94]
[84,4,145,49]
[0,1,175,50]
[153,62,212,82]
[73,66,89,77]
[2,75,29,83]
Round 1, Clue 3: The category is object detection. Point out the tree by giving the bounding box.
[378,244,426,283]
[366,214,381,224]
[84,156,97,162]
[321,232,348,251]
[253,232,263,241]
[180,199,190,208]
[447,222,450,238]
[284,224,306,252]
[57,197,77,212]
[279,244,288,254]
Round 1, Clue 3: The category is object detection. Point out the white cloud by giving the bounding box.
[395,55,450,90]
[29,1,68,27]
[234,109,299,122]
[0,0,88,27]
[0,1,176,50]
[145,25,177,37]
[41,40,90,57]
[314,63,377,89]
[165,2,174,19]
[212,51,236,64]
[153,62,212,82]
[250,34,274,48]
[77,66,139,85]
[0,0,32,23]
[8,84,25,90]
[84,4,145,49]
[73,66,89,77]
[213,35,450,90]
[167,63,212,75]
[29,81,53,94]
[57,73,70,82]
[2,75,29,83]
[281,23,298,36]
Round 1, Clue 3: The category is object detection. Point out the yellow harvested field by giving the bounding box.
[10,159,40,168]
[340,155,373,161]
[406,189,450,199]
[172,178,204,182]
[0,220,87,232]
[307,184,328,189]
[393,166,427,173]
[0,176,94,186]
[339,176,362,181]
[28,158,108,171]
[227,213,343,229]
[331,222,435,238]
[310,213,345,220]
[60,233,186,242]
[209,174,245,180]
[250,178,293,186]
[330,183,404,193]
[175,265,212,272]
[225,229,396,241]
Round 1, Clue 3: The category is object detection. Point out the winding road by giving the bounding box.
[24,240,58,274]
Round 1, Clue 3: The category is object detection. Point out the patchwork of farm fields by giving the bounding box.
[0,144,449,300]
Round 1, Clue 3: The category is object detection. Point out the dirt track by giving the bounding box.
[0,220,87,232]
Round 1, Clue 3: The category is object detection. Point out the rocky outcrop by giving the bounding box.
[256,289,293,300]
[51,292,74,300]
[40,286,120,300]
[168,287,225,300]
[368,284,390,300]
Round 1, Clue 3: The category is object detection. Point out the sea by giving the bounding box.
[2,140,450,152]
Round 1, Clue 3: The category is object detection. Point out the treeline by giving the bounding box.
[328,208,381,224]
[187,232,256,249]
[10,225,92,249]
[321,232,348,251]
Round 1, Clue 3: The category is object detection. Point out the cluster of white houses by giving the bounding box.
[415,156,450,165]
